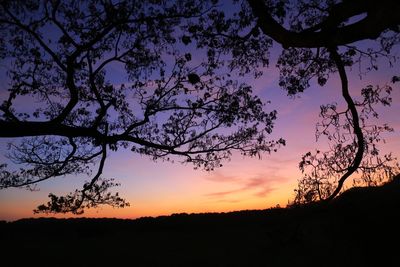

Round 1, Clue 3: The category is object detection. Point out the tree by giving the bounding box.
[0,0,285,214]
[246,0,400,203]
[293,82,400,204]
[1,0,400,214]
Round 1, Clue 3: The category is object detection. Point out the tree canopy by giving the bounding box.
[247,0,400,203]
[0,0,284,213]
[1,0,399,213]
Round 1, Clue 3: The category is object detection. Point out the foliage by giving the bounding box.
[0,0,284,213]
[1,0,400,213]
[294,85,400,204]
[247,0,400,202]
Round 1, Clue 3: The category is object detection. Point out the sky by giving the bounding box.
[1,49,399,221]
[1,5,400,221]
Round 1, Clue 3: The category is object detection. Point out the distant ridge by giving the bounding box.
[5,173,399,224]
[1,174,398,266]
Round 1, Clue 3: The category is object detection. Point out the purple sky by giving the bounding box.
[0,16,399,221]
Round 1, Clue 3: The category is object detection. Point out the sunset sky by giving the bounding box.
[0,4,399,222]
[1,46,398,221]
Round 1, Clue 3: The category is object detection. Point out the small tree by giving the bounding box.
[294,82,400,204]
[246,0,400,202]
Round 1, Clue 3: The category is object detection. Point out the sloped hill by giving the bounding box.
[1,175,399,267]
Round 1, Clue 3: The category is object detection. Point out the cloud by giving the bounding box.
[204,173,286,201]
[253,187,276,198]
[203,171,240,183]
[205,190,239,198]
[213,198,241,204]
[241,176,278,198]
[242,177,269,188]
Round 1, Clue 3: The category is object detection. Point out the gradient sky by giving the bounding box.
[1,16,399,221]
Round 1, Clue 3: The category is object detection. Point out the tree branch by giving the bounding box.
[248,0,400,48]
[325,47,365,201]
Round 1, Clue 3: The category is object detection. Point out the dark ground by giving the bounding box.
[1,175,399,267]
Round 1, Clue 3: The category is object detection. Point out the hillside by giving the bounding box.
[1,175,399,267]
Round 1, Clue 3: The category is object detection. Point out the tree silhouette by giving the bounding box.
[247,0,400,202]
[1,0,400,214]
[0,0,284,214]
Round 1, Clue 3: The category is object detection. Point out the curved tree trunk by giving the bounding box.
[325,47,365,201]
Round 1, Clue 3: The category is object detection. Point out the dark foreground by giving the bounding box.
[1,176,399,267]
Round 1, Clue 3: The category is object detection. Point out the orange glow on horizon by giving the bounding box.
[1,39,399,222]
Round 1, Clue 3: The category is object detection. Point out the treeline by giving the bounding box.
[0,175,398,266]
[2,174,399,234]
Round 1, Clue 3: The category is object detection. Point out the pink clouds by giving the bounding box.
[204,171,288,201]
